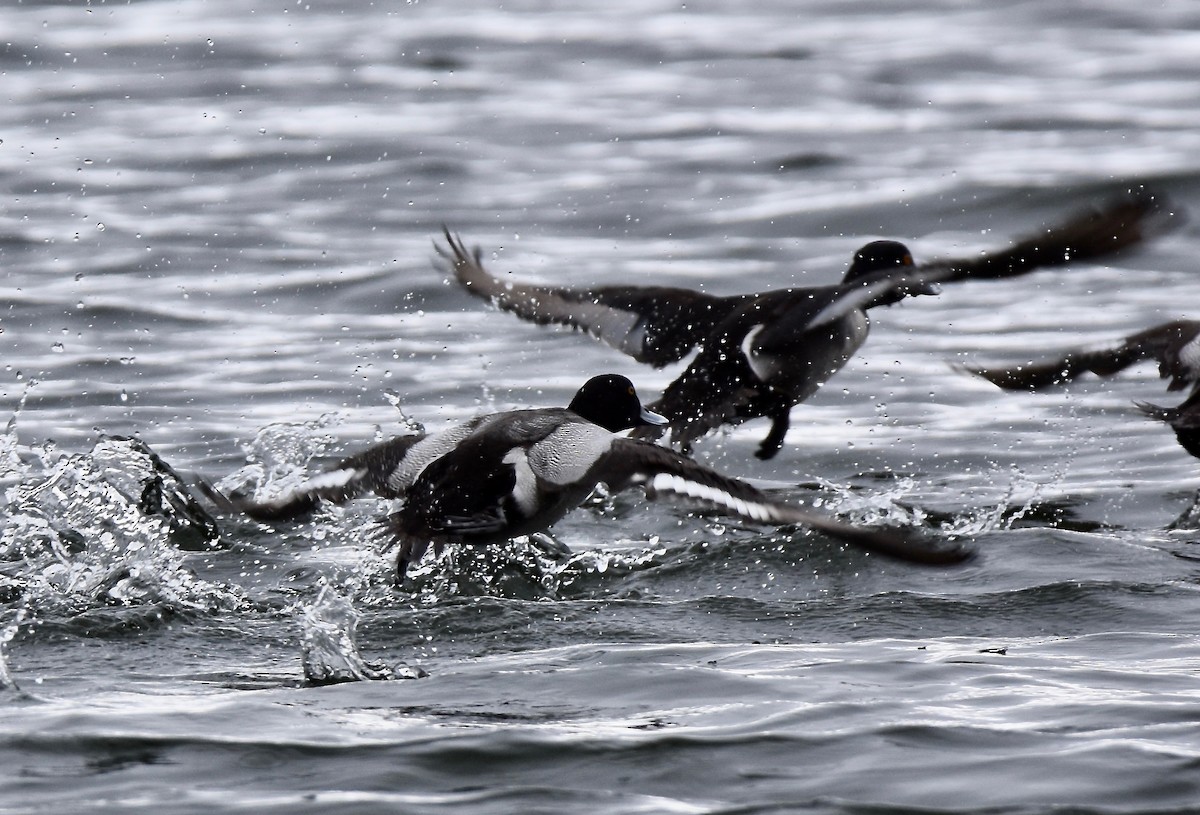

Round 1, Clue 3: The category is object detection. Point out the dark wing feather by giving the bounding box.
[334,435,428,498]
[807,190,1178,330]
[597,439,972,566]
[913,189,1177,284]
[964,320,1200,392]
[635,335,763,448]
[395,434,519,539]
[438,227,743,366]
[217,435,424,522]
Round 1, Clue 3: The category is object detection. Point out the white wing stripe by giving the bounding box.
[303,468,362,491]
[649,473,777,523]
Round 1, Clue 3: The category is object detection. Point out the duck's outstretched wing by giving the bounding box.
[803,191,1177,331]
[397,439,518,539]
[964,320,1200,392]
[914,189,1178,283]
[629,328,765,451]
[807,190,1178,330]
[597,439,973,566]
[215,435,424,522]
[438,227,742,367]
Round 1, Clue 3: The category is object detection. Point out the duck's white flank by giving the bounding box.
[502,448,540,515]
[741,324,770,380]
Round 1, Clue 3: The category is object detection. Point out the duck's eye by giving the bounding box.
[903,254,913,266]
[628,386,635,396]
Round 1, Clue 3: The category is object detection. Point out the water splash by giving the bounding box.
[90,436,220,550]
[380,389,426,435]
[941,465,1061,536]
[477,381,498,415]
[1167,491,1200,530]
[808,475,929,528]
[217,414,342,504]
[556,541,669,593]
[0,607,25,692]
[0,435,242,617]
[0,380,36,488]
[300,581,422,684]
[807,466,1070,538]
[0,417,22,483]
[399,533,669,604]
[406,535,576,603]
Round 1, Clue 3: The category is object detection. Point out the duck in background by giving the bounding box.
[214,375,970,583]
[440,191,1174,459]
[966,319,1200,523]
[965,319,1200,402]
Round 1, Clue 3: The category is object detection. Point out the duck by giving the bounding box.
[966,320,1200,527]
[1137,391,1200,461]
[440,191,1170,459]
[220,374,969,581]
[964,318,1200,457]
[964,319,1200,397]
[1137,386,1200,529]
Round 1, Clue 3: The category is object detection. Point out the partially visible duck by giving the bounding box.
[966,318,1200,464]
[1136,390,1200,461]
[223,375,969,581]
[965,319,1200,397]
[1137,389,1200,529]
[441,191,1170,459]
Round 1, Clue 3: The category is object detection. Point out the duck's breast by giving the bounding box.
[526,422,615,487]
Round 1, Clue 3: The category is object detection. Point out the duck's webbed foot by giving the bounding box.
[755,411,790,460]
[376,515,434,587]
[1168,489,1200,531]
[393,538,432,587]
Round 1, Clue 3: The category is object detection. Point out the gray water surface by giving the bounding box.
[3,2,1200,813]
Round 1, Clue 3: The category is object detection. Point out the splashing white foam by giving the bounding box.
[300,581,420,684]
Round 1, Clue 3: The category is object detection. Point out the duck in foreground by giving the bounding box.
[440,191,1173,459]
[223,375,970,581]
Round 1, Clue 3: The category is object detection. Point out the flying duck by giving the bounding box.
[965,319,1200,458]
[221,375,969,581]
[965,319,1200,396]
[440,192,1170,459]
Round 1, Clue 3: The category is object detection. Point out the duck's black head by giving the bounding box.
[842,240,914,284]
[568,374,669,433]
[843,239,939,304]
